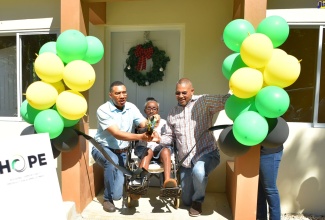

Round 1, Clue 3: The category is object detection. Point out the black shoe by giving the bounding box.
[103,200,116,212]
[189,201,202,217]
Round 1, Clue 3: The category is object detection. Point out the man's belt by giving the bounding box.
[110,147,129,154]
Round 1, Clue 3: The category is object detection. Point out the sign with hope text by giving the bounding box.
[0,133,65,220]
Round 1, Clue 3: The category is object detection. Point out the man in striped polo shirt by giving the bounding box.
[159,78,230,217]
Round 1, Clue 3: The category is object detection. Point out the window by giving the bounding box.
[0,32,57,120]
[0,36,16,118]
[279,25,325,126]
[317,28,325,124]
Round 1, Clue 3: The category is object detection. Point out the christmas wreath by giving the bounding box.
[124,41,170,86]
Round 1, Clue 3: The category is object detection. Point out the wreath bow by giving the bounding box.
[135,45,154,71]
[124,41,170,86]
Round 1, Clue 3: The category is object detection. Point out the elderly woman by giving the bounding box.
[133,97,177,198]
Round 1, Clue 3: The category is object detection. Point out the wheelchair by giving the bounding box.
[124,140,182,209]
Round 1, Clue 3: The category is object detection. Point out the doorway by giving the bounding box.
[107,26,184,119]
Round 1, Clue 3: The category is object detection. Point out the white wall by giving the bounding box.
[279,124,325,215]
[0,0,60,29]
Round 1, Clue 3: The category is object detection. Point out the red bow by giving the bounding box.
[135,45,153,71]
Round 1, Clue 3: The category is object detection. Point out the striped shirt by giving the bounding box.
[160,94,230,168]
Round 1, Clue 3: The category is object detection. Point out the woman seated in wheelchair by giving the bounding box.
[134,97,177,191]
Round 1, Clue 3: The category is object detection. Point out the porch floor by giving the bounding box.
[74,187,233,220]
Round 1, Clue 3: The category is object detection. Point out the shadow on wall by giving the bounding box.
[278,127,325,215]
[296,177,324,215]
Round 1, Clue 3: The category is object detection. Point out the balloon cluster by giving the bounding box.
[219,16,298,156]
[20,29,104,155]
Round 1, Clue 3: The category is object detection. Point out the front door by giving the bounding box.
[110,29,181,119]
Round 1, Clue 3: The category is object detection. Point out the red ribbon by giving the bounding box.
[135,45,153,71]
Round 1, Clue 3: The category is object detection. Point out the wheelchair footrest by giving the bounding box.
[159,187,181,198]
[127,183,149,196]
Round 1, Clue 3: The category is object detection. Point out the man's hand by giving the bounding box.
[141,132,153,142]
[140,131,160,143]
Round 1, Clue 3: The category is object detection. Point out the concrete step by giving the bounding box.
[63,201,77,220]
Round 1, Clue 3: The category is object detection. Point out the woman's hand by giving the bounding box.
[151,114,160,128]
[152,114,160,123]
[151,131,161,143]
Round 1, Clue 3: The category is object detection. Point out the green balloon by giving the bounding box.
[225,95,256,121]
[223,19,256,52]
[62,117,80,127]
[83,36,104,64]
[222,53,248,80]
[34,109,64,139]
[218,126,251,157]
[56,29,88,64]
[255,86,290,118]
[256,15,289,48]
[39,41,57,55]
[233,111,268,146]
[20,99,42,124]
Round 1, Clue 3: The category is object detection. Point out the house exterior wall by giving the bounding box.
[0,0,324,215]
[0,0,60,27]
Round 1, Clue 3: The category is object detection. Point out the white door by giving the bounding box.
[110,30,181,119]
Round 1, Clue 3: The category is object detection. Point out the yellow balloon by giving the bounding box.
[63,60,96,91]
[240,33,273,68]
[34,52,64,83]
[261,48,287,87]
[45,80,66,94]
[264,54,301,88]
[26,81,58,110]
[262,81,269,88]
[229,67,263,98]
[56,90,87,120]
[272,48,287,57]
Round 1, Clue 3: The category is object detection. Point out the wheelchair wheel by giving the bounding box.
[173,197,180,209]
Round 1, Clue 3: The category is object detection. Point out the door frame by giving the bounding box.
[105,24,185,98]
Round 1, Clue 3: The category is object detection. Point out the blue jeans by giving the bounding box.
[91,147,126,201]
[179,149,220,206]
[257,150,283,220]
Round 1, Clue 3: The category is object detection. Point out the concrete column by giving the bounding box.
[226,0,267,219]
[60,0,104,213]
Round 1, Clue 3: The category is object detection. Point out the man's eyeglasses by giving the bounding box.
[175,91,188,96]
[145,107,158,112]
